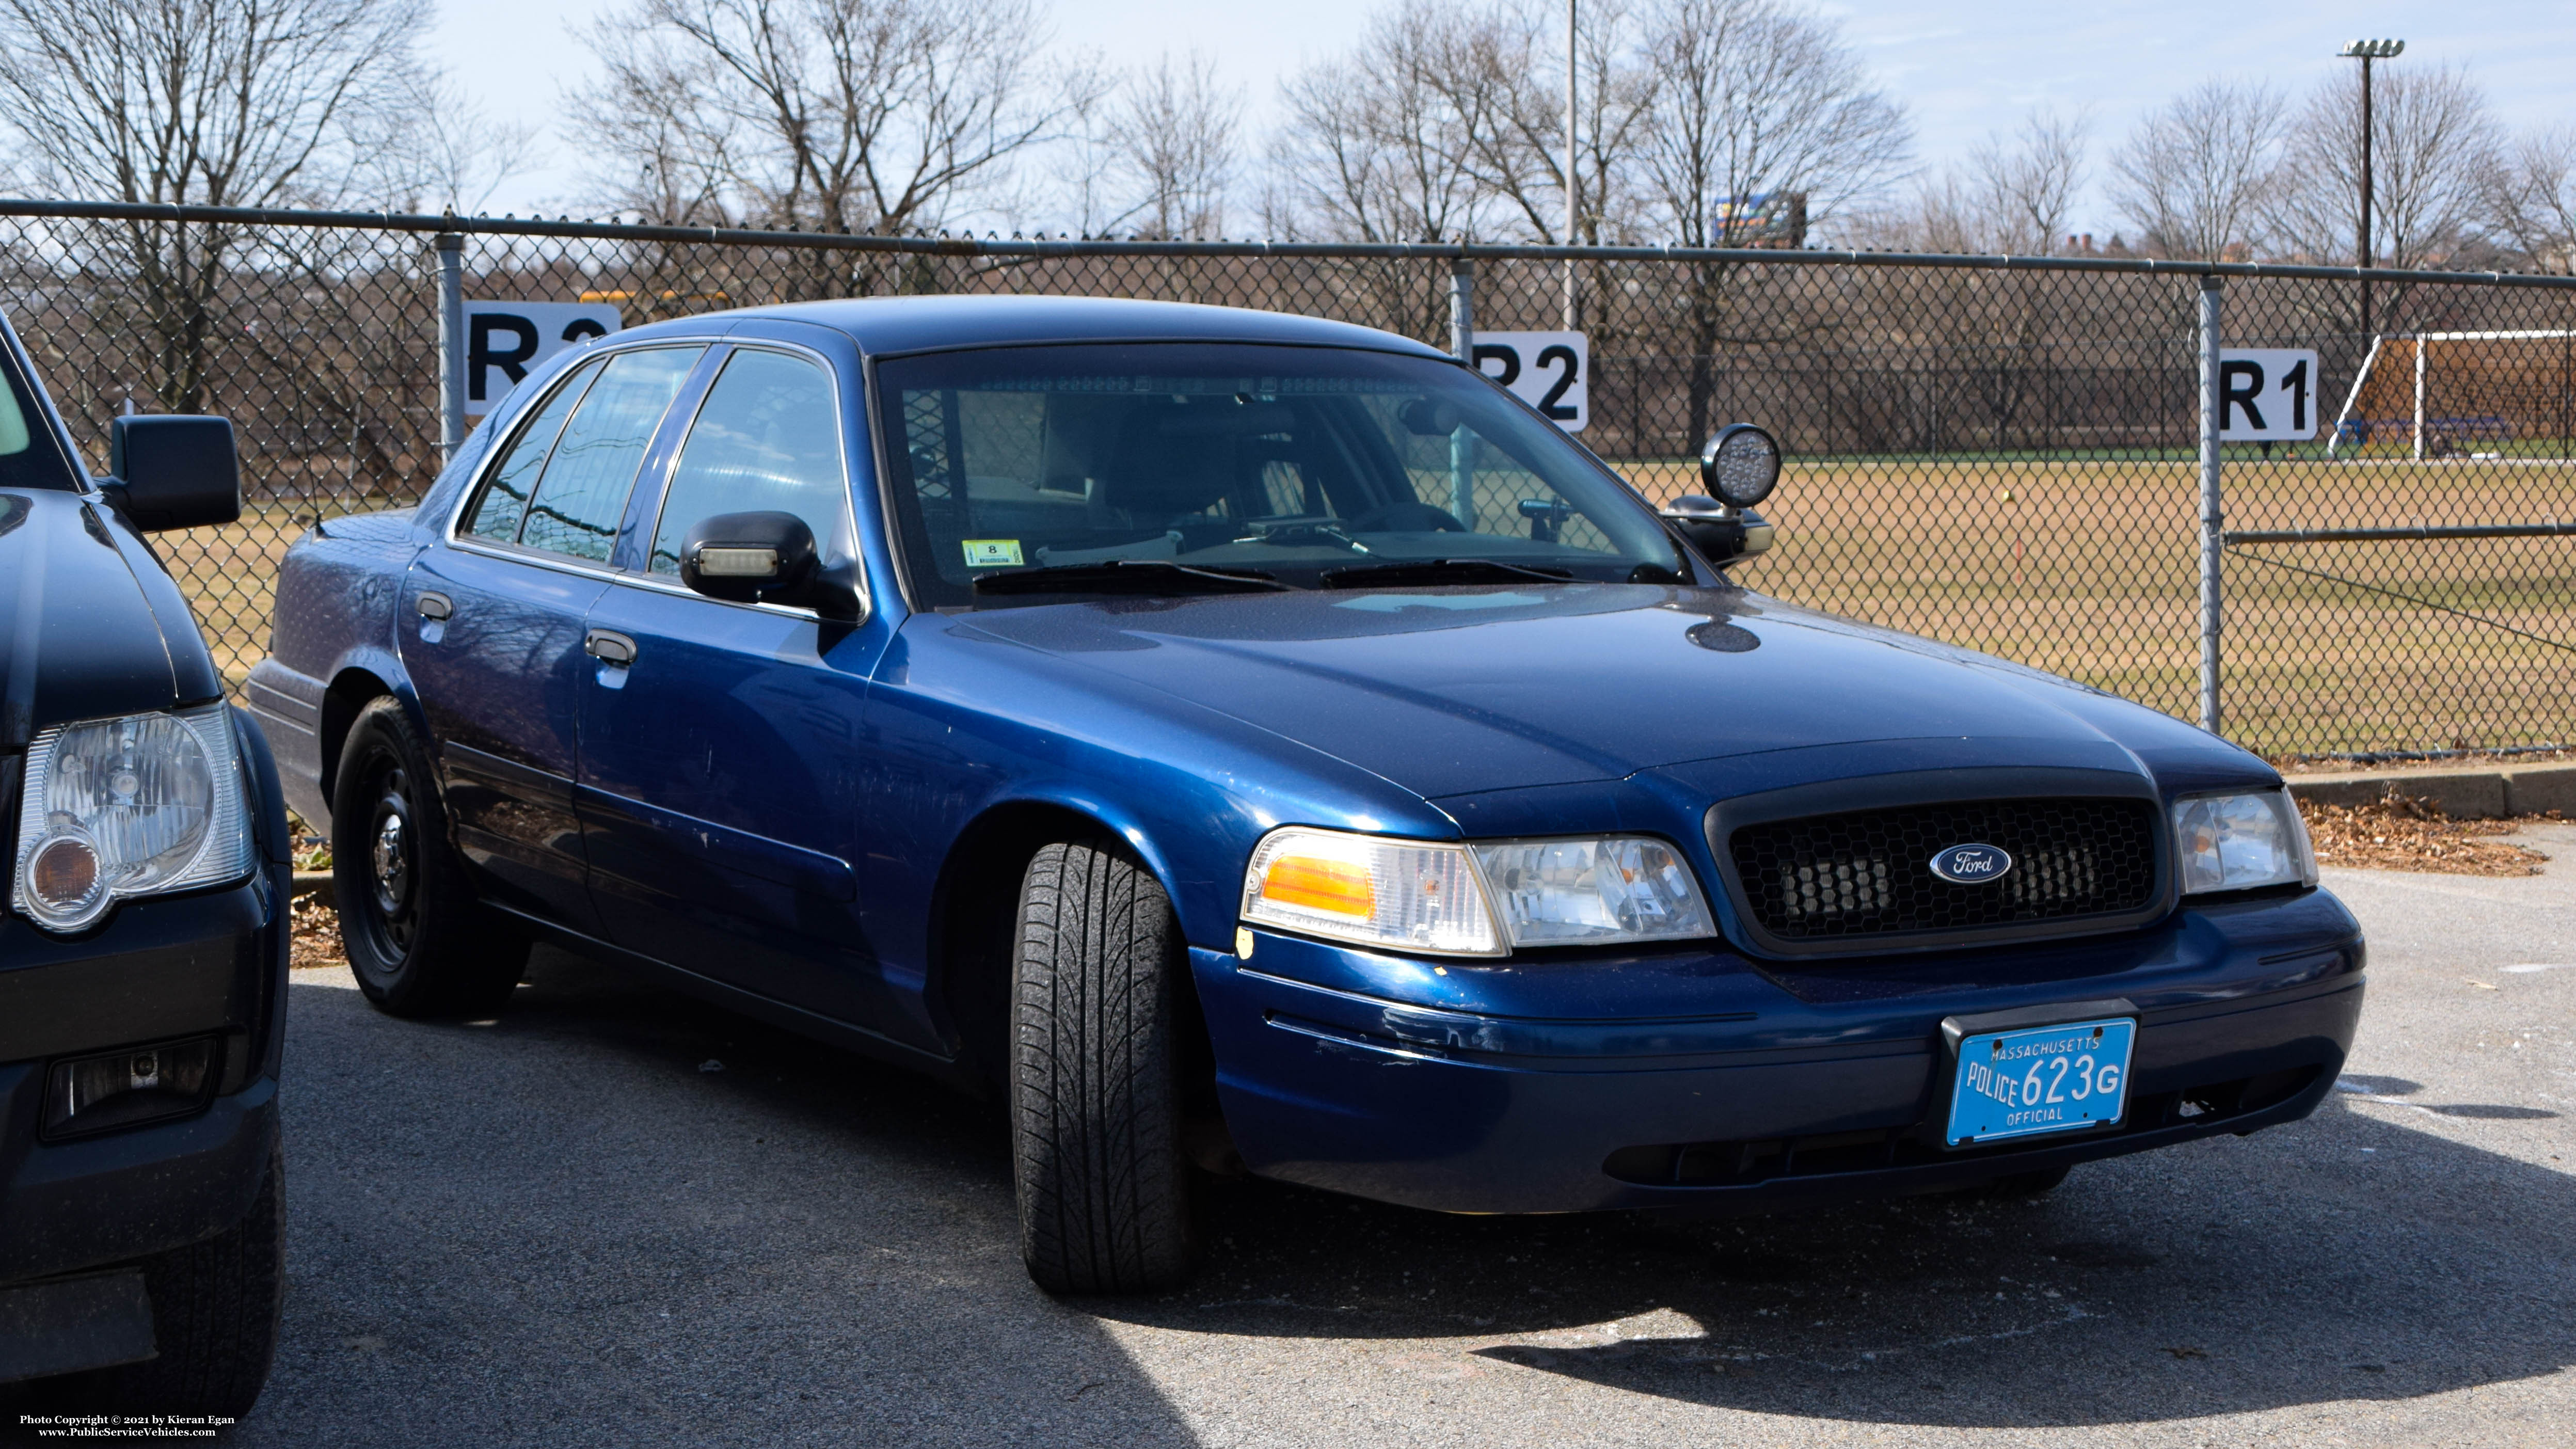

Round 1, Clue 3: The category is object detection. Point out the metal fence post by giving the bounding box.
[435,232,466,464]
[1449,258,1477,523]
[2197,273,2224,736]
[1449,257,1474,361]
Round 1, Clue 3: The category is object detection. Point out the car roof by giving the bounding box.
[623,294,1460,360]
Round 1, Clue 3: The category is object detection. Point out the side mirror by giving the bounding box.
[1659,494,1775,568]
[108,415,240,531]
[678,511,858,618]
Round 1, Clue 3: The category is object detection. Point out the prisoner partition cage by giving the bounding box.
[4,198,2573,761]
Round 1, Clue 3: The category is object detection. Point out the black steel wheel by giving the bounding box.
[330,697,527,1017]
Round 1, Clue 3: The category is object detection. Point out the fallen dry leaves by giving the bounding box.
[2298,792,2555,877]
[289,890,344,970]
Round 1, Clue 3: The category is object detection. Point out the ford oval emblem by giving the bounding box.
[1929,843,2013,885]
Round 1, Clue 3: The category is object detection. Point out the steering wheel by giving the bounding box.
[1350,501,1469,533]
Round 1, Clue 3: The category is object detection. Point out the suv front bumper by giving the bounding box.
[1,711,291,1381]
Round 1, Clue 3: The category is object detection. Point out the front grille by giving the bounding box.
[1727,797,2160,942]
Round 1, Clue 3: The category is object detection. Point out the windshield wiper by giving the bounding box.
[1316,558,1576,589]
[971,560,1295,597]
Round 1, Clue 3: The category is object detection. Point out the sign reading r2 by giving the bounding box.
[2217,348,2317,441]
[1471,331,1587,432]
[465,302,624,417]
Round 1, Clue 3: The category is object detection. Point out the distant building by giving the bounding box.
[1716,192,1807,249]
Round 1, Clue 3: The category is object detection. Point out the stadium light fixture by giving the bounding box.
[2337,39,2404,337]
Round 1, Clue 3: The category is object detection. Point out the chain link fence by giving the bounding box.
[5,199,2573,760]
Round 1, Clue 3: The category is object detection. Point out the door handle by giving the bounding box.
[416,591,453,621]
[583,629,638,666]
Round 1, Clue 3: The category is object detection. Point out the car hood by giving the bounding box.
[953,584,2214,802]
[0,489,212,747]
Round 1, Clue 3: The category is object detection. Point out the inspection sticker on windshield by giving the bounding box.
[1946,1016,2134,1146]
[961,539,1024,568]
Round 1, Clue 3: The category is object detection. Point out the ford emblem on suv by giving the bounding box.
[1930,843,2014,884]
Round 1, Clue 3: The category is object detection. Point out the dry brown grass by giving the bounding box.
[1625,454,2576,757]
[145,453,2576,757]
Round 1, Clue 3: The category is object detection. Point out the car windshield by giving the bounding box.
[872,342,1684,608]
[0,332,79,491]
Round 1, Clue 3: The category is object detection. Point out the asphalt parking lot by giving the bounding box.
[193,829,2576,1446]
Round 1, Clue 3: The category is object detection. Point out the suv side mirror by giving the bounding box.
[678,511,859,619]
[108,415,241,532]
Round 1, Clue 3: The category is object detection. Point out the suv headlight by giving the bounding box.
[11,705,255,932]
[1241,827,1713,957]
[2172,789,2316,895]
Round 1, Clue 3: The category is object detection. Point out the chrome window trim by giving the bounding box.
[441,337,716,544]
[444,334,870,628]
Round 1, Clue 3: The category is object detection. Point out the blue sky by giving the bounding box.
[431,0,2576,233]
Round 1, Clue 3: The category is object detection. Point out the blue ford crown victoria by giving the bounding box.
[253,297,2362,1294]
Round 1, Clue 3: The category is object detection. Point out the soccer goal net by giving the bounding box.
[2326,330,2576,460]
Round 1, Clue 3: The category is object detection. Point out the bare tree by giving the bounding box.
[1114,52,1241,240]
[1269,1,1497,245]
[2265,62,2500,272]
[2480,125,2576,275]
[0,0,427,209]
[359,72,545,216]
[569,0,1090,237]
[1852,107,2085,256]
[1637,0,1907,248]
[2109,79,2285,261]
[1417,0,1654,246]
[1629,0,1907,443]
[1970,108,2091,255]
[0,0,446,412]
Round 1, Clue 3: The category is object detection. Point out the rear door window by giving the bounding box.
[646,349,847,576]
[464,357,605,543]
[514,346,704,562]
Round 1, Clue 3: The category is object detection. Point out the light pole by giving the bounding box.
[2338,38,2403,338]
[1563,0,1579,328]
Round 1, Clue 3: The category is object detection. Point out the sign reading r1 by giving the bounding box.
[2217,348,2317,441]
[465,302,624,417]
[1471,331,1587,432]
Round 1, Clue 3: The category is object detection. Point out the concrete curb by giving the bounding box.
[2281,762,2576,820]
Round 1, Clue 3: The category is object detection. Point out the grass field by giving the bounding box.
[162,453,2576,760]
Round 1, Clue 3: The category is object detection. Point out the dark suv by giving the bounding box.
[0,309,290,1418]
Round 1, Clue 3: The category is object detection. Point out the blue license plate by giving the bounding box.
[1946,1016,2136,1147]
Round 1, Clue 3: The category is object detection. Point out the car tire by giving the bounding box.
[1010,837,1201,1296]
[332,697,528,1017]
[47,1142,285,1419]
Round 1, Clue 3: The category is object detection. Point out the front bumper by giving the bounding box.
[1198,886,2363,1214]
[1,707,292,1291]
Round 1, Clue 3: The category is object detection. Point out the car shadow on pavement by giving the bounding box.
[1094,1094,2576,1430]
[236,948,1200,1448]
[244,942,2575,1440]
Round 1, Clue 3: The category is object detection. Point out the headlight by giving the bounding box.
[1471,837,1714,946]
[1241,827,1714,957]
[11,706,255,932]
[1242,828,1504,956]
[2172,790,2316,895]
